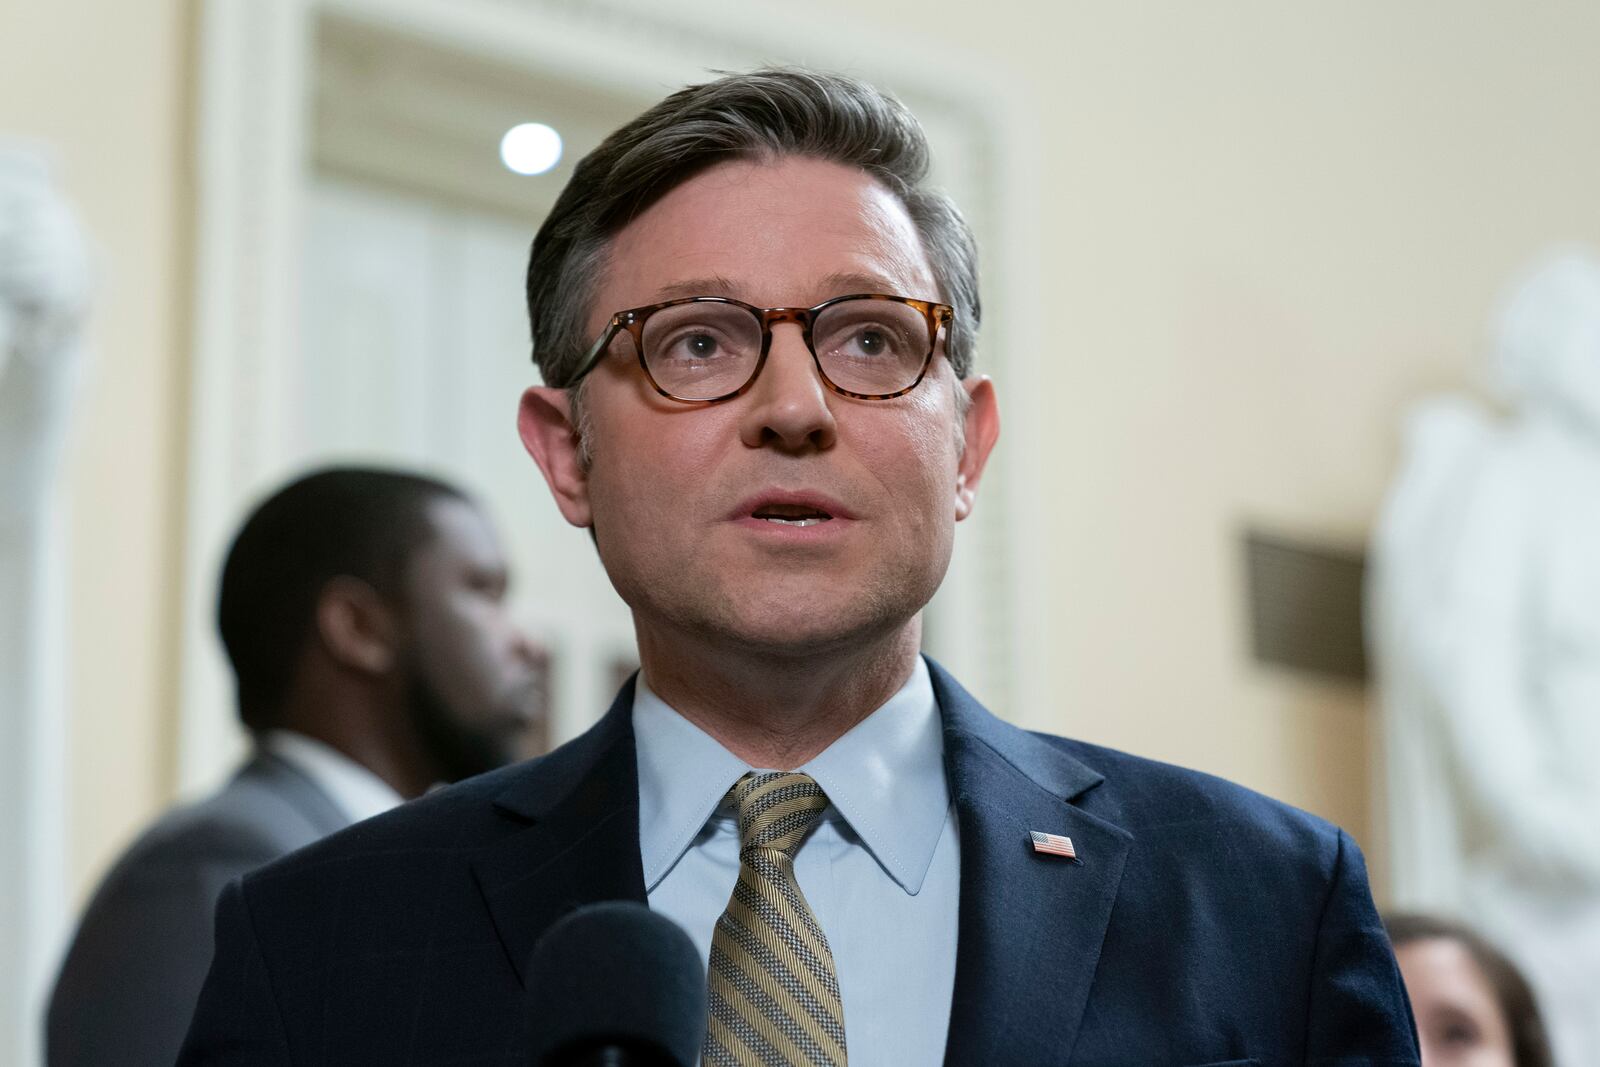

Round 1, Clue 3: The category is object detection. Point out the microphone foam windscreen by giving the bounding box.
[526,901,707,1067]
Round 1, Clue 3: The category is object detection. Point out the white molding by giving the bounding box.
[0,506,69,1067]
[182,0,1044,789]
[180,0,315,792]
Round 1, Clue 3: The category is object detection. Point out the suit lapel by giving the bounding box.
[929,663,1133,1066]
[471,681,649,988]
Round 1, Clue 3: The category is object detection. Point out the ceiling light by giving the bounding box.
[500,123,563,176]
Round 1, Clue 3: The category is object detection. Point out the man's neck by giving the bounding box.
[277,680,437,800]
[636,620,923,770]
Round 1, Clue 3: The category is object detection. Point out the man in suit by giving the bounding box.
[48,467,544,1067]
[180,70,1419,1065]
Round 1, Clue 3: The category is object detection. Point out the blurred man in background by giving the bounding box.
[46,466,544,1067]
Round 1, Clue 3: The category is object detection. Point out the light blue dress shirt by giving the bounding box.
[634,656,960,1066]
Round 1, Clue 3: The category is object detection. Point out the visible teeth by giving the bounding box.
[761,516,825,527]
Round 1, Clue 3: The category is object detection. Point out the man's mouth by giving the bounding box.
[750,503,833,528]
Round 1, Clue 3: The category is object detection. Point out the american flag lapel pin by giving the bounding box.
[1030,830,1079,861]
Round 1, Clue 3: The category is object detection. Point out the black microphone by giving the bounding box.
[526,901,707,1067]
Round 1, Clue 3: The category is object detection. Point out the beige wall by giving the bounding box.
[0,0,195,903]
[11,0,1600,904]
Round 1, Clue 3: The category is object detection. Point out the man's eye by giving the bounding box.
[854,329,889,355]
[833,323,908,359]
[666,331,723,359]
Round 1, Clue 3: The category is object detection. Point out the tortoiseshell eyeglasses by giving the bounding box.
[570,293,955,403]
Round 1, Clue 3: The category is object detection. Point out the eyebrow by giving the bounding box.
[654,275,746,301]
[652,271,917,304]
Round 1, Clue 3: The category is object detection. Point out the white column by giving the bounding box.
[0,143,91,1067]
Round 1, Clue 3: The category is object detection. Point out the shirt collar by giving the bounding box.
[632,656,949,896]
[262,729,405,824]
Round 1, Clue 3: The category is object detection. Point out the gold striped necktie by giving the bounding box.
[703,771,848,1067]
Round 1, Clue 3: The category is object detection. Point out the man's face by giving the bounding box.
[523,156,999,658]
[397,497,544,781]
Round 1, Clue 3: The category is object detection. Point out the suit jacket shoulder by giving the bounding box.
[128,753,348,864]
[1043,731,1344,851]
[47,753,350,1067]
[232,700,632,892]
[179,696,645,1065]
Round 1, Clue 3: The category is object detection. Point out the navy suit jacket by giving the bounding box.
[179,663,1419,1065]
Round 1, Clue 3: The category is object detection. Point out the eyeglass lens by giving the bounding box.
[637,299,932,399]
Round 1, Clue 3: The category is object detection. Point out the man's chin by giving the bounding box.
[699,597,922,661]
[624,563,939,659]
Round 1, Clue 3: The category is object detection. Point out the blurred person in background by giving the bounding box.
[1386,913,1554,1067]
[46,466,544,1067]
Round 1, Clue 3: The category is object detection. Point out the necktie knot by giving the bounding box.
[727,771,829,859]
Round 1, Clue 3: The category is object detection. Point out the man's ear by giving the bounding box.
[518,386,593,528]
[954,375,1000,521]
[314,577,400,675]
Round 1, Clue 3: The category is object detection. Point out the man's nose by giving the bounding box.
[508,625,541,667]
[737,323,838,452]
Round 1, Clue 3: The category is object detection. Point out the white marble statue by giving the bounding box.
[0,143,92,1067]
[1370,247,1600,1067]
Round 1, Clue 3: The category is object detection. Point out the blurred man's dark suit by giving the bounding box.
[178,660,1418,1065]
[48,752,350,1067]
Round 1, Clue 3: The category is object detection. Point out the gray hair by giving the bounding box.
[524,67,981,389]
